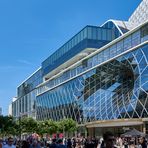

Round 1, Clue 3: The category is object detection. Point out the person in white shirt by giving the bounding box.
[3,137,16,148]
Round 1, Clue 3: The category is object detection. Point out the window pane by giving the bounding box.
[123,36,132,51]
[117,40,124,54]
[102,29,107,40]
[87,27,92,39]
[132,31,140,47]
[97,28,102,40]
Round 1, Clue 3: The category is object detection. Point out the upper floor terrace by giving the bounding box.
[42,25,117,78]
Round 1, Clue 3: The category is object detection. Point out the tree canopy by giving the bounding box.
[0,116,77,137]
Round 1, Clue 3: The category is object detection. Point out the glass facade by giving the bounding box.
[12,68,43,118]
[17,68,42,98]
[102,21,124,36]
[36,23,148,122]
[36,44,148,122]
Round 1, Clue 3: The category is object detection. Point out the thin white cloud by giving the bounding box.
[17,59,33,65]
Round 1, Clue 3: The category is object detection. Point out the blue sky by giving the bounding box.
[0,0,141,115]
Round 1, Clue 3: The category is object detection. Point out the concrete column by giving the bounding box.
[88,127,95,137]
[88,128,94,137]
[85,127,88,137]
[143,122,146,134]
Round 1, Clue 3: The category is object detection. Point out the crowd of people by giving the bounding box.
[0,132,147,148]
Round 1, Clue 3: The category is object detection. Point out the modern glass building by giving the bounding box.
[12,0,148,136]
[12,68,42,119]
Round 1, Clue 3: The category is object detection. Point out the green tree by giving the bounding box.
[0,115,18,136]
[36,120,58,136]
[36,121,46,136]
[58,118,77,136]
[46,120,58,135]
[20,117,37,134]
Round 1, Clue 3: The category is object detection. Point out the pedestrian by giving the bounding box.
[22,140,29,148]
[100,131,117,148]
[29,140,40,148]
[141,137,147,148]
[67,138,72,148]
[57,139,67,148]
[49,139,58,148]
[3,137,16,148]
[72,138,76,148]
